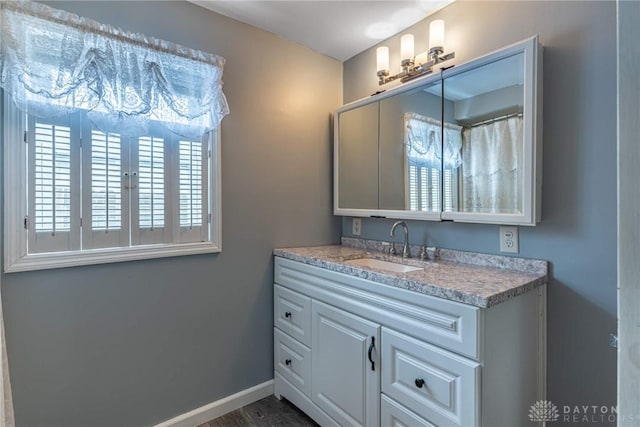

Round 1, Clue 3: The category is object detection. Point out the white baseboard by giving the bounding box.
[154,380,274,427]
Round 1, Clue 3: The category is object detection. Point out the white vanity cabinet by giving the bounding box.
[273,256,545,427]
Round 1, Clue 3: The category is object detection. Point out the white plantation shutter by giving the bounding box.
[421,168,429,210]
[179,140,203,227]
[407,163,440,212]
[91,131,122,231]
[82,127,129,250]
[178,139,208,243]
[80,128,211,249]
[443,168,458,212]
[138,136,165,230]
[131,133,169,246]
[34,122,71,232]
[409,165,418,210]
[27,115,80,253]
[430,167,440,210]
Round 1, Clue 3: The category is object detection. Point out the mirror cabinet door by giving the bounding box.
[337,102,379,210]
[378,81,442,213]
[442,52,526,216]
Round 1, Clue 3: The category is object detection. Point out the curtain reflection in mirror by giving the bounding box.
[461,115,523,213]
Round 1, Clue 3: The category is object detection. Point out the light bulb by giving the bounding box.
[376,46,389,73]
[429,19,445,51]
[400,34,414,62]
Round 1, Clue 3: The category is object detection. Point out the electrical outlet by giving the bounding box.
[352,218,361,236]
[499,226,519,253]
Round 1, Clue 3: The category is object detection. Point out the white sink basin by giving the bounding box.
[345,258,423,273]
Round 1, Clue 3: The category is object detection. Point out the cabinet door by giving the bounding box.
[337,102,379,210]
[311,300,380,427]
[440,36,541,225]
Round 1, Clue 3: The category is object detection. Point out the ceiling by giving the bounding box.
[440,54,525,101]
[190,1,454,61]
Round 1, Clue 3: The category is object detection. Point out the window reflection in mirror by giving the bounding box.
[379,82,442,212]
[443,52,525,214]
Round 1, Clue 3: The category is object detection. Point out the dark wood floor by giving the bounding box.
[198,395,319,427]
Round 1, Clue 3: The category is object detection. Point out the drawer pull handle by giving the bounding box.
[285,359,292,366]
[367,337,375,371]
[415,378,425,388]
[284,312,292,318]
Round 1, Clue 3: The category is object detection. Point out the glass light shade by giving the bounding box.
[414,51,431,66]
[400,34,414,62]
[429,19,445,50]
[376,46,389,72]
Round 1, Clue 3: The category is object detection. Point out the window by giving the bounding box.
[1,1,228,272]
[404,113,441,212]
[443,168,456,212]
[408,164,441,211]
[442,124,462,212]
[404,113,462,212]
[4,104,220,271]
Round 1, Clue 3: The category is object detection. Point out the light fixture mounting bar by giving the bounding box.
[377,51,455,86]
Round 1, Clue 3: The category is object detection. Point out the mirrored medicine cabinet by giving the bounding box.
[334,36,542,225]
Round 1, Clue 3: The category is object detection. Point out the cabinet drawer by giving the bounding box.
[275,284,311,346]
[274,328,311,397]
[275,257,480,359]
[381,394,435,427]
[382,328,480,427]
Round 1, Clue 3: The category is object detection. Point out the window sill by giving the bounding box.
[4,242,221,273]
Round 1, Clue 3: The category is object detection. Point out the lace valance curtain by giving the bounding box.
[0,0,229,138]
[404,112,462,169]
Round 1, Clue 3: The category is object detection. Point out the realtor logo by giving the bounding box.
[529,400,560,422]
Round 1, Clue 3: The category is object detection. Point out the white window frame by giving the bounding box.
[3,93,222,273]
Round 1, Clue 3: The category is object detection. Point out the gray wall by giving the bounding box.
[1,1,342,426]
[343,1,617,425]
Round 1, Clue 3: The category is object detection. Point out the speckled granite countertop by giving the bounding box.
[273,238,548,308]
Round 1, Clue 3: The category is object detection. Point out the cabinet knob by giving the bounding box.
[285,359,292,366]
[415,378,425,388]
[285,311,292,318]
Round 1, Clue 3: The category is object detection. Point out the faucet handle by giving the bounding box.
[389,242,397,255]
[420,246,428,261]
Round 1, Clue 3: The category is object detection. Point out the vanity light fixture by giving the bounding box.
[376,19,455,86]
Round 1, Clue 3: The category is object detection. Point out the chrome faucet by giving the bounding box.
[390,221,410,258]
